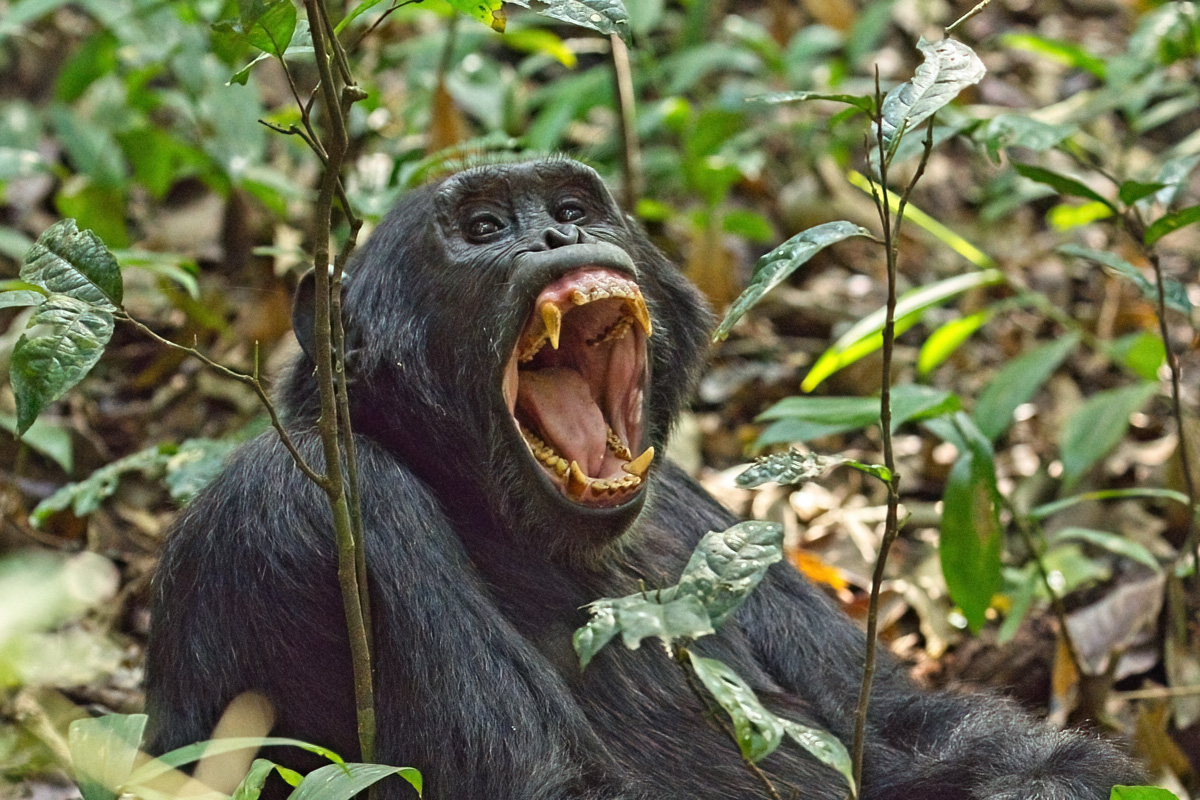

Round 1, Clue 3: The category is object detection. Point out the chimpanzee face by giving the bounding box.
[431,161,655,513]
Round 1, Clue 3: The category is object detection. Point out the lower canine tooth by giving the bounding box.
[567,461,589,497]
[622,446,654,479]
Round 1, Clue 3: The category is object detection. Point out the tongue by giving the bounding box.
[517,368,607,476]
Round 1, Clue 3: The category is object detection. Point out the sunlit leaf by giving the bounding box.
[999,32,1107,78]
[1047,200,1114,230]
[918,310,992,375]
[1111,786,1183,800]
[974,332,1080,441]
[1108,332,1166,381]
[879,38,985,155]
[1060,383,1157,488]
[290,763,421,800]
[335,0,386,34]
[448,0,507,32]
[69,714,147,800]
[802,269,1004,391]
[713,221,872,341]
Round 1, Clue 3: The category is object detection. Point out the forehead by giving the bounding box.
[435,160,608,207]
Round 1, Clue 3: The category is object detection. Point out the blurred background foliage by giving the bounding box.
[0,0,1198,796]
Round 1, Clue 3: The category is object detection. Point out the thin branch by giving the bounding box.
[1116,683,1200,701]
[945,0,994,36]
[610,32,642,210]
[117,314,328,489]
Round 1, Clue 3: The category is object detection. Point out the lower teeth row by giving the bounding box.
[520,425,640,491]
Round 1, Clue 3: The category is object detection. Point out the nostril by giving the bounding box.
[544,225,582,248]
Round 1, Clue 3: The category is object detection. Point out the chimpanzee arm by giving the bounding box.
[645,462,1142,800]
[147,432,639,800]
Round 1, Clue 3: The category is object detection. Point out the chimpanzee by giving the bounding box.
[145,158,1142,799]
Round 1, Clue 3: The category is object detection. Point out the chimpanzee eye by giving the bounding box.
[466,213,505,240]
[554,201,586,224]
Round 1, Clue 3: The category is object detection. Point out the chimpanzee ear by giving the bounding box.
[292,269,319,362]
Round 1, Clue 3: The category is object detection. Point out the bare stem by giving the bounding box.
[945,0,994,35]
[609,33,642,211]
[1009,504,1086,676]
[117,314,327,489]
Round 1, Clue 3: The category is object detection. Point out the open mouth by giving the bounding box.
[502,268,654,508]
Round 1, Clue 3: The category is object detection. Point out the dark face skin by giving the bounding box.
[289,159,711,560]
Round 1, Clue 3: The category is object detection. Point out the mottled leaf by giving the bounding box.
[21,218,122,307]
[737,450,846,488]
[11,295,114,434]
[782,721,855,797]
[879,38,985,153]
[0,289,46,308]
[671,521,783,627]
[518,0,630,40]
[714,221,872,341]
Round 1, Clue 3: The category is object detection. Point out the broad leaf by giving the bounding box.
[1118,180,1167,206]
[21,218,122,307]
[879,38,985,155]
[918,309,991,375]
[973,332,1080,441]
[1110,787,1181,800]
[926,413,1002,632]
[1049,528,1160,572]
[69,714,148,800]
[573,522,784,667]
[0,289,46,308]
[737,451,846,488]
[670,521,783,627]
[755,386,957,448]
[0,413,73,472]
[1060,383,1157,488]
[713,221,872,341]
[129,736,345,785]
[11,295,114,434]
[232,759,279,800]
[687,653,855,795]
[1145,204,1200,247]
[516,0,630,40]
[1012,163,1115,212]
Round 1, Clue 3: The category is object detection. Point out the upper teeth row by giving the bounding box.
[569,281,639,305]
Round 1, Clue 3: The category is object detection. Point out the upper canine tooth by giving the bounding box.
[627,292,652,337]
[541,303,562,350]
[622,446,654,479]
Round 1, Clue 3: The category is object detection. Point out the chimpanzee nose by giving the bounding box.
[543,224,583,248]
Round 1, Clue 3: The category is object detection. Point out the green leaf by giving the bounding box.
[1058,244,1192,314]
[290,763,421,800]
[999,32,1107,78]
[21,219,122,307]
[335,0,386,34]
[519,0,630,40]
[129,737,345,785]
[721,209,774,243]
[232,759,279,800]
[1110,787,1182,800]
[1047,200,1114,230]
[1118,180,1167,206]
[69,714,148,800]
[918,310,991,375]
[755,386,958,448]
[980,114,1075,162]
[1029,488,1191,520]
[687,653,855,794]
[670,521,783,627]
[802,269,1005,391]
[446,0,507,31]
[748,91,874,114]
[1012,163,1115,211]
[879,38,985,155]
[973,332,1080,441]
[737,450,847,489]
[1108,332,1166,382]
[31,445,169,525]
[0,413,73,472]
[573,522,783,667]
[1145,204,1200,247]
[713,221,872,341]
[0,289,47,308]
[688,653,783,762]
[11,296,114,435]
[928,413,1002,632]
[1048,527,1160,572]
[1060,383,1157,488]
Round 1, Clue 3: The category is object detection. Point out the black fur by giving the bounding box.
[146,159,1143,799]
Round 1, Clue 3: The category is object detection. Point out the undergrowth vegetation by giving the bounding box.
[0,0,1197,798]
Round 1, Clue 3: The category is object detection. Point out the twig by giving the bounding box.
[945,0,994,36]
[609,33,642,210]
[1116,683,1200,701]
[117,313,328,489]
